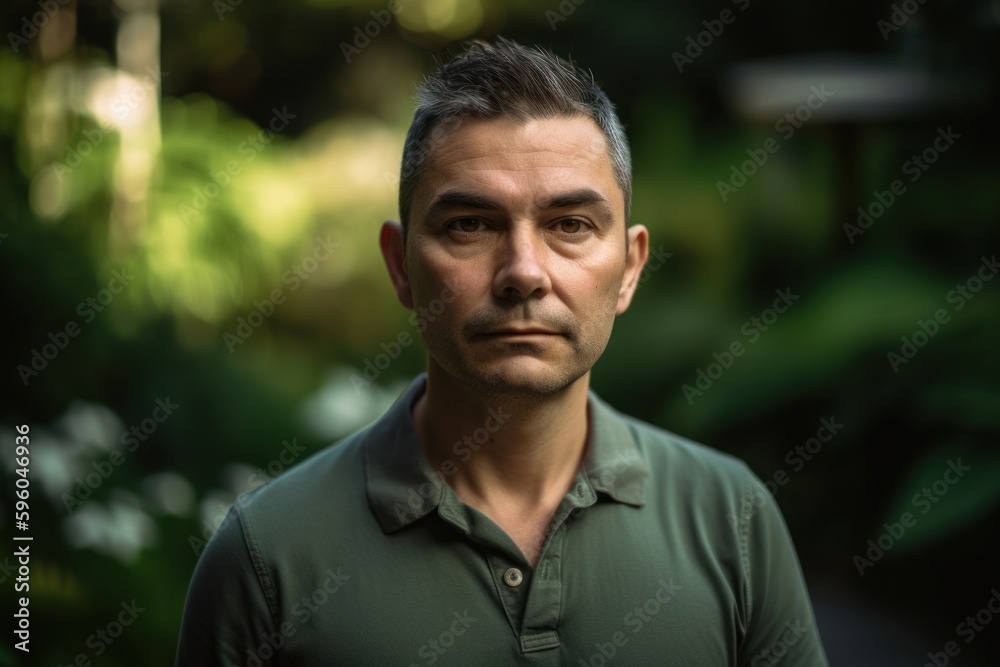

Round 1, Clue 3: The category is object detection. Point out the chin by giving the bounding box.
[454,358,589,397]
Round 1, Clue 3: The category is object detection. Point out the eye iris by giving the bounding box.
[459,219,479,232]
[562,220,581,233]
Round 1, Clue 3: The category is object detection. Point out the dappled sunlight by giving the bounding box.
[398,0,485,38]
[229,163,315,246]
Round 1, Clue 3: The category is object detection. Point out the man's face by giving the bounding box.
[384,114,647,397]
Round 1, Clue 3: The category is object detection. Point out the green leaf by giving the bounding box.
[880,442,1000,554]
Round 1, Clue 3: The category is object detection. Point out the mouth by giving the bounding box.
[476,327,563,340]
[484,328,560,335]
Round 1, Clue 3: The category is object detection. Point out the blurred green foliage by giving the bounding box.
[1,0,999,664]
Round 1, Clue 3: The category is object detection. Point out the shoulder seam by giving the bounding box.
[739,470,753,628]
[234,498,281,630]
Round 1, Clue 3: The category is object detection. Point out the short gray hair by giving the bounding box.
[398,37,632,238]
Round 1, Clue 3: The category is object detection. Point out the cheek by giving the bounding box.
[407,248,449,298]
[416,244,490,291]
[566,253,625,309]
[409,256,481,321]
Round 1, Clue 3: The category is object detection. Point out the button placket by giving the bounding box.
[487,475,596,655]
[518,521,565,648]
[516,481,596,655]
[489,552,532,640]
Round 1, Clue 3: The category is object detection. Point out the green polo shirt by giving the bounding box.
[176,373,828,666]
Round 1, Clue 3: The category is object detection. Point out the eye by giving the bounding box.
[556,218,588,235]
[448,218,486,233]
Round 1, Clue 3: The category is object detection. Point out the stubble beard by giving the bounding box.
[422,319,612,405]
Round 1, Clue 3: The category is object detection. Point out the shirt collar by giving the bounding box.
[364,373,649,534]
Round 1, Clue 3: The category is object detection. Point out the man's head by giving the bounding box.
[398,37,633,240]
[381,38,648,399]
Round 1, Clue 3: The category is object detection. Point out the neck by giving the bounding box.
[412,362,591,510]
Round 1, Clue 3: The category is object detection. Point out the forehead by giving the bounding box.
[413,115,623,218]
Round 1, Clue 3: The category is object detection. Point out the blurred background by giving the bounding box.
[1,0,999,664]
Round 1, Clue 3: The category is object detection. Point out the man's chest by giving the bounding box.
[260,503,743,666]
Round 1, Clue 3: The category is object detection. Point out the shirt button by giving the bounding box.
[503,568,523,587]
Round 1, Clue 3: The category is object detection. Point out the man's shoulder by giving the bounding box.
[627,412,746,467]
[231,424,371,524]
[610,403,761,495]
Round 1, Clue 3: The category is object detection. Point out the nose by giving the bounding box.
[492,223,552,300]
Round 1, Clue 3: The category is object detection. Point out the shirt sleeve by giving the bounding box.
[175,503,278,667]
[736,470,829,667]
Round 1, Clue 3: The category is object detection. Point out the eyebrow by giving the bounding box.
[539,189,613,213]
[427,190,504,214]
[425,188,616,221]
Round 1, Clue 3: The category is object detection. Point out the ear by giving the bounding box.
[616,224,649,315]
[379,220,414,310]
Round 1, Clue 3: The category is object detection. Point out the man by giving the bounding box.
[176,38,829,666]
